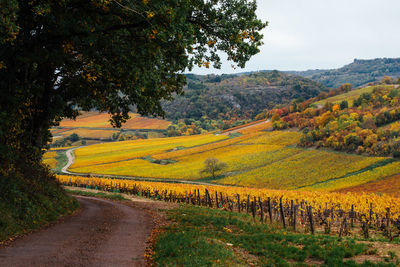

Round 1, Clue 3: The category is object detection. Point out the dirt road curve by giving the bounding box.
[62,146,82,174]
[0,196,153,267]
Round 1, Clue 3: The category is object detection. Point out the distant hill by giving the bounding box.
[163,71,327,121]
[287,58,400,88]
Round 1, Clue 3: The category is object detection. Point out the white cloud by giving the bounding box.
[191,0,400,75]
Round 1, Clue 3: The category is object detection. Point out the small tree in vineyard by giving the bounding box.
[200,158,227,179]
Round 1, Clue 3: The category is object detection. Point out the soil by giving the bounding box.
[0,196,157,267]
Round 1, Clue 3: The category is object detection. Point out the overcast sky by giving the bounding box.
[191,0,400,75]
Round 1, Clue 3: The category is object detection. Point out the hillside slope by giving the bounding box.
[288,58,400,88]
[162,71,327,121]
[65,119,399,191]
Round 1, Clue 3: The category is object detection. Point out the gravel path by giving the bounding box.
[61,146,83,174]
[0,196,153,267]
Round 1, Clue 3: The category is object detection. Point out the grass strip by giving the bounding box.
[153,205,398,266]
[54,150,69,173]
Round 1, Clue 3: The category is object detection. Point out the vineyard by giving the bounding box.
[58,111,170,130]
[58,175,400,240]
[338,174,400,197]
[48,111,171,146]
[66,120,397,190]
[314,85,378,106]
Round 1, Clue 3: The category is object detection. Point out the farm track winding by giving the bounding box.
[0,196,153,267]
[62,146,83,174]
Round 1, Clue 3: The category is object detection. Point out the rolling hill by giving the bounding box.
[162,71,327,121]
[287,58,400,88]
[64,118,399,192]
[50,111,171,146]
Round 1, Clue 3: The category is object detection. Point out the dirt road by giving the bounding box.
[0,196,153,267]
[222,119,270,135]
[62,146,83,174]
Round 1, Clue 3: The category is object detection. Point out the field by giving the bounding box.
[218,150,384,189]
[55,128,120,140]
[337,174,400,197]
[58,111,170,130]
[66,121,398,191]
[58,175,400,219]
[314,85,395,106]
[70,133,229,170]
[43,151,58,169]
[49,111,171,144]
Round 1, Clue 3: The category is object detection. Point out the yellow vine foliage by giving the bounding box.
[57,175,400,220]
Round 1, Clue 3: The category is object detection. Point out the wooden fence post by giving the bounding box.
[386,208,390,229]
[258,197,264,223]
[339,217,347,238]
[237,194,241,213]
[280,198,286,228]
[369,203,373,226]
[351,204,354,227]
[268,197,273,223]
[206,189,212,207]
[251,201,256,221]
[290,200,294,226]
[308,206,314,234]
[247,195,250,213]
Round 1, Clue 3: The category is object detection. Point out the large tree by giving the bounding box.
[0,0,266,177]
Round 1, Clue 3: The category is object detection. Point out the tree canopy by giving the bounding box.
[200,157,227,179]
[0,0,266,171]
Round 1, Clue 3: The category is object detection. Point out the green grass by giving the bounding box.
[154,205,397,266]
[65,189,128,200]
[0,168,79,242]
[54,150,68,173]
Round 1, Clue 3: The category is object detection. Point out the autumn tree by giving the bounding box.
[0,1,265,173]
[200,158,227,179]
[0,0,266,226]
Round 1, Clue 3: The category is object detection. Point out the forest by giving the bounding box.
[162,70,327,122]
[264,78,400,156]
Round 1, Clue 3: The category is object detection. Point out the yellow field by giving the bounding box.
[43,151,58,169]
[57,175,400,220]
[337,174,400,198]
[218,150,384,189]
[58,128,119,139]
[66,118,396,192]
[50,146,78,151]
[303,161,400,191]
[314,85,394,106]
[70,130,299,180]
[70,133,229,170]
[59,111,170,130]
